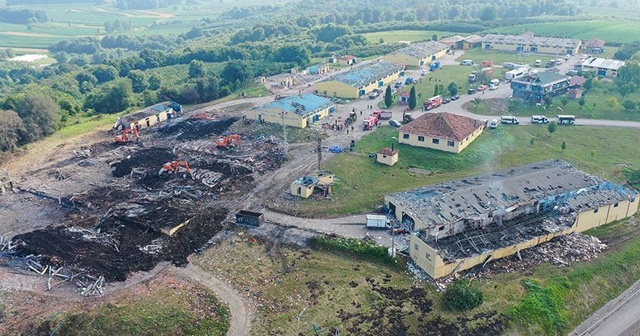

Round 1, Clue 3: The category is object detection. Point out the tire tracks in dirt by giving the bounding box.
[170,263,253,336]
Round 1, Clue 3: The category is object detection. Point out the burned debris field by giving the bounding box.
[2,114,287,287]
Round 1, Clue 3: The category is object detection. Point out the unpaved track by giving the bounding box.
[171,264,253,336]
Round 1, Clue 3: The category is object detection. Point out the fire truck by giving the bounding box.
[423,95,443,110]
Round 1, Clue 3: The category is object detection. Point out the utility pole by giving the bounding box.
[317,137,322,170]
[280,111,288,154]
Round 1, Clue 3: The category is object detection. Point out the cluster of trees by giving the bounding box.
[614,41,640,61]
[0,8,47,24]
[104,20,133,34]
[0,93,61,152]
[230,23,297,44]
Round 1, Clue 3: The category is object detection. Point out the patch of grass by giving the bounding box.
[55,113,121,139]
[456,49,558,69]
[484,20,640,44]
[310,236,394,265]
[297,125,640,216]
[510,279,571,334]
[361,30,454,44]
[40,286,229,336]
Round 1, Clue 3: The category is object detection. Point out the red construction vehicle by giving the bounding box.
[423,95,443,110]
[216,134,242,148]
[190,111,215,120]
[363,115,379,131]
[159,161,192,176]
[372,110,382,119]
[114,127,139,143]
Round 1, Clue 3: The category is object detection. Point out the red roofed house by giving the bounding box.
[398,112,485,153]
[377,147,399,166]
[583,39,605,54]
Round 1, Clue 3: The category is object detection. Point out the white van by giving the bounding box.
[489,79,500,90]
[489,119,498,128]
[500,116,520,124]
[534,60,542,67]
[460,59,474,66]
[530,115,549,124]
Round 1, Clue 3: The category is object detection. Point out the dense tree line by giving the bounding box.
[0,9,47,24]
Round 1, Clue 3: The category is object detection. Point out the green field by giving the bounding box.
[362,30,454,44]
[484,20,640,44]
[293,125,640,217]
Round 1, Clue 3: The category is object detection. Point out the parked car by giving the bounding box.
[564,54,571,60]
[389,120,402,128]
[489,119,499,128]
[477,84,488,91]
[442,98,451,104]
[534,60,542,67]
[460,59,474,66]
[450,95,460,100]
[467,87,476,95]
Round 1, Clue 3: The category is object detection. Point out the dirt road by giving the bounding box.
[171,263,254,336]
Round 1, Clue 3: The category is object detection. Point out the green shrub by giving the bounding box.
[442,279,483,311]
[311,235,393,264]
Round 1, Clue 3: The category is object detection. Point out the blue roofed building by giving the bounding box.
[246,94,335,128]
[313,61,404,99]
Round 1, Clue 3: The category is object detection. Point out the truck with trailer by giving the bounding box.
[423,95,443,110]
[505,68,529,81]
[366,215,390,229]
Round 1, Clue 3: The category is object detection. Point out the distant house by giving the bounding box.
[338,55,357,66]
[314,61,404,99]
[575,57,625,78]
[377,148,399,166]
[398,112,484,153]
[440,35,482,50]
[247,94,334,128]
[583,39,605,54]
[290,170,334,198]
[510,72,571,103]
[567,88,583,99]
[383,41,449,67]
[113,101,181,131]
[569,76,587,89]
[481,32,581,55]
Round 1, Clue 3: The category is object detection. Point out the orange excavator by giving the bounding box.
[216,134,241,148]
[158,161,192,176]
[114,127,140,143]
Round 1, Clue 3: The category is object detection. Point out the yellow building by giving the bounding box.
[376,148,399,166]
[384,159,639,279]
[290,170,334,198]
[246,94,334,129]
[398,112,484,153]
[313,61,403,99]
[383,41,449,67]
[113,101,181,131]
[576,57,625,78]
[481,32,581,55]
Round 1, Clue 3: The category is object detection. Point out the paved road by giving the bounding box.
[570,278,640,336]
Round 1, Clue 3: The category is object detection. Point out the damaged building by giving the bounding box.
[384,159,638,279]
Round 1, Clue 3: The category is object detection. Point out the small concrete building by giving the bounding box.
[583,39,605,54]
[481,32,581,55]
[314,61,404,99]
[510,72,571,103]
[398,112,484,153]
[384,159,639,279]
[575,57,625,78]
[290,170,334,198]
[377,148,399,166]
[338,55,357,66]
[247,94,334,128]
[113,101,181,131]
[383,41,449,67]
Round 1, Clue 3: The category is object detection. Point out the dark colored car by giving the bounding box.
[467,87,476,95]
[451,95,460,100]
[443,98,451,104]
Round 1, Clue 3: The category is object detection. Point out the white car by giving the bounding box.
[564,54,571,60]
[489,119,498,128]
[531,115,549,124]
[500,116,520,124]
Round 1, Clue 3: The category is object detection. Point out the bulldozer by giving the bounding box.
[216,134,241,148]
[114,127,139,143]
[158,161,192,177]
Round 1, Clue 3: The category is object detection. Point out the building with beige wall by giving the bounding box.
[113,101,181,131]
[291,170,334,198]
[246,94,334,129]
[575,57,625,78]
[384,159,638,279]
[383,41,449,67]
[376,148,399,166]
[313,61,403,99]
[481,32,581,55]
[398,112,484,153]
